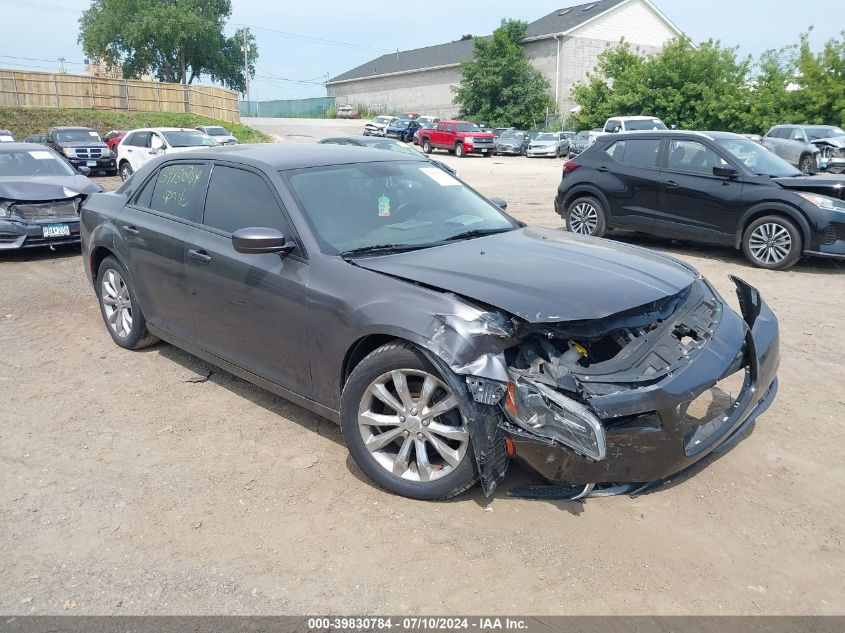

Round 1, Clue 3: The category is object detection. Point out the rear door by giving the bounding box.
[657,138,744,242]
[124,131,151,172]
[592,137,662,228]
[184,162,311,395]
[121,161,210,343]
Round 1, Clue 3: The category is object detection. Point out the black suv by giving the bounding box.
[555,130,845,270]
[45,127,117,176]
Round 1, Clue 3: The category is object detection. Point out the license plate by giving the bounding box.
[42,224,70,238]
[481,149,488,153]
[86,160,97,167]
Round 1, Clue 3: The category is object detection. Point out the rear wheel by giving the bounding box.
[455,143,466,158]
[96,256,159,349]
[119,161,133,182]
[742,215,802,270]
[566,196,607,237]
[799,154,817,174]
[340,342,477,500]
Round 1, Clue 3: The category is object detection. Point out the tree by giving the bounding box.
[454,19,556,128]
[79,0,257,92]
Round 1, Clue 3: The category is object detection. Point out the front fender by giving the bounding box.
[733,201,811,250]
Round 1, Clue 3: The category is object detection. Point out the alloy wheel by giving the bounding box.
[120,163,133,181]
[357,369,469,482]
[569,201,599,235]
[101,269,133,338]
[748,222,792,265]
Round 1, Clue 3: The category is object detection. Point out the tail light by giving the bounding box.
[563,160,580,175]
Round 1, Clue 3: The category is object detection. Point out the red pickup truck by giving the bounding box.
[419,120,495,157]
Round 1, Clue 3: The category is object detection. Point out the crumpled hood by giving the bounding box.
[354,226,697,323]
[774,175,845,200]
[811,135,845,148]
[0,175,100,201]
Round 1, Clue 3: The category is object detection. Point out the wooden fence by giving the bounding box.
[0,69,240,123]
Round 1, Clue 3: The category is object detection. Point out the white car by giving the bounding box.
[195,124,238,145]
[116,128,219,181]
[587,116,667,147]
[362,116,397,137]
[0,129,14,143]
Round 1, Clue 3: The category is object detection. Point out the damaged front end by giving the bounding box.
[427,276,779,498]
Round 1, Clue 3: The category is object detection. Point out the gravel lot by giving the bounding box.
[2,119,844,615]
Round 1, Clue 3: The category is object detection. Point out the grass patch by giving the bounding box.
[0,107,272,144]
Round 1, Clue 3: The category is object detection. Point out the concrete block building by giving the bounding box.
[325,0,682,118]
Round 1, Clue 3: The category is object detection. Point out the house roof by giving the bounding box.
[327,0,633,84]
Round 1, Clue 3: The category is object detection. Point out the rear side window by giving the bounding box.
[667,140,728,175]
[604,139,660,168]
[131,131,151,148]
[203,165,287,234]
[147,163,210,222]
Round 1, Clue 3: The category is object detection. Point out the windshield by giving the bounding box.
[575,131,589,140]
[55,129,101,143]
[500,130,524,139]
[374,116,392,124]
[162,131,219,147]
[360,139,424,157]
[717,139,801,177]
[284,161,517,254]
[456,123,480,133]
[204,126,230,136]
[391,118,411,128]
[563,132,575,139]
[535,133,558,141]
[626,119,667,131]
[0,148,77,177]
[805,126,845,140]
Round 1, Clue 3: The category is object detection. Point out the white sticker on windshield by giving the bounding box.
[29,150,53,160]
[419,166,460,186]
[89,131,99,137]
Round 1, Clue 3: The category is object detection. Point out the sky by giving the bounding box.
[2,0,844,100]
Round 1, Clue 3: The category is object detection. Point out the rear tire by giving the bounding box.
[565,196,607,237]
[340,342,477,500]
[119,161,133,182]
[741,215,802,270]
[96,256,159,349]
[422,139,433,154]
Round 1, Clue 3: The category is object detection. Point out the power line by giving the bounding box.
[245,25,391,53]
[0,54,86,66]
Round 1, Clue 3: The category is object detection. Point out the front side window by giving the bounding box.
[667,140,728,175]
[446,124,456,134]
[147,163,210,222]
[203,165,287,235]
[0,149,76,177]
[605,120,620,132]
[604,139,661,168]
[788,128,806,142]
[284,160,517,255]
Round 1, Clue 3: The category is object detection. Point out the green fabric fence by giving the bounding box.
[240,97,335,118]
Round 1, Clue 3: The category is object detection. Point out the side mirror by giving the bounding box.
[489,197,508,210]
[713,165,739,179]
[77,165,91,176]
[232,227,294,254]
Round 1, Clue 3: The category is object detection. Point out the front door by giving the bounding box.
[121,161,211,342]
[185,162,311,396]
[658,139,744,242]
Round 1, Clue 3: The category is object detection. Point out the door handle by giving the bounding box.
[188,249,212,264]
[664,180,680,189]
[122,225,140,236]
[597,166,610,172]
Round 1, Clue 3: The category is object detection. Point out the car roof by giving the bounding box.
[0,142,55,152]
[49,126,96,131]
[160,143,428,169]
[612,116,663,121]
[321,135,403,143]
[129,127,200,133]
[608,130,746,141]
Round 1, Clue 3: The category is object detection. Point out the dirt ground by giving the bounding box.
[2,119,844,616]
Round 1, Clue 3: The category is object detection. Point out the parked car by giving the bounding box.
[493,127,513,138]
[116,128,219,181]
[336,105,360,119]
[81,144,779,501]
[412,117,440,145]
[569,130,590,157]
[24,134,46,144]
[526,132,570,158]
[385,118,423,143]
[493,129,530,156]
[556,130,845,270]
[363,116,397,137]
[318,135,457,176]
[0,130,14,143]
[0,143,101,250]
[419,121,495,157]
[44,127,117,176]
[762,124,845,174]
[401,112,420,120]
[588,116,667,147]
[196,125,238,145]
[103,130,127,152]
[562,131,576,141]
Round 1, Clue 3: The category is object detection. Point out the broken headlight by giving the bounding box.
[0,201,11,218]
[504,378,606,461]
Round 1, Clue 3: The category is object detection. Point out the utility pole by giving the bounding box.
[242,28,251,114]
[58,57,66,73]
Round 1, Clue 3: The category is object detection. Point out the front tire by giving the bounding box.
[96,256,159,349]
[340,342,477,500]
[455,143,466,158]
[742,215,802,270]
[565,196,607,237]
[799,154,817,175]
